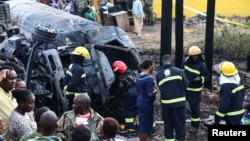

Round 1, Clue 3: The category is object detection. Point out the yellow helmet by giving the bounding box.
[72,46,90,59]
[219,61,238,76]
[188,46,201,56]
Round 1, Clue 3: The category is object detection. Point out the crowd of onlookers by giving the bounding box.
[37,0,98,22]
[36,0,148,38]
[36,0,144,33]
[36,0,117,24]
[0,63,125,141]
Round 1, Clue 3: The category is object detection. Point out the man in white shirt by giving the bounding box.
[132,0,144,37]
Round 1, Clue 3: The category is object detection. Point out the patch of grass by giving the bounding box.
[139,45,160,54]
[185,28,250,60]
[213,28,250,59]
[184,38,206,54]
[139,27,250,60]
[138,44,177,55]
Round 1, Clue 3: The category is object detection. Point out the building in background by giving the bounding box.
[153,0,250,19]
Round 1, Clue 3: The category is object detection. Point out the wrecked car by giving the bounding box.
[2,0,141,121]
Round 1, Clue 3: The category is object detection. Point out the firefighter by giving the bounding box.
[182,46,209,134]
[111,60,138,131]
[215,61,245,125]
[156,54,189,141]
[64,46,90,110]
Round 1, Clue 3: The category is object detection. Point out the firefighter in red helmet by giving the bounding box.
[111,60,138,131]
[111,61,128,75]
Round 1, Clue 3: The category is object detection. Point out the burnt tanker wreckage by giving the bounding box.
[1,0,142,122]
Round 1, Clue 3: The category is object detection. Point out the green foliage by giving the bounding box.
[139,44,176,55]
[245,18,250,26]
[139,27,250,60]
[139,45,160,55]
[213,28,250,59]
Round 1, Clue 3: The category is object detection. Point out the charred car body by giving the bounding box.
[1,0,141,121]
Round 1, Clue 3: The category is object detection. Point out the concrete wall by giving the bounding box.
[153,0,250,19]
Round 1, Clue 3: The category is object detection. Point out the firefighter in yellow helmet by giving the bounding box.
[181,46,209,134]
[214,61,245,125]
[64,46,90,110]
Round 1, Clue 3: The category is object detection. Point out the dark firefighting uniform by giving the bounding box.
[64,62,89,110]
[156,64,189,141]
[215,83,245,125]
[118,69,138,129]
[182,55,209,128]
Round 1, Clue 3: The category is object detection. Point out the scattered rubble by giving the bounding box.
[184,14,249,29]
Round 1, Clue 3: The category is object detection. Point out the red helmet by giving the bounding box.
[111,61,127,75]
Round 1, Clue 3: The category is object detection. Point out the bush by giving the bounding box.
[139,45,160,54]
[213,28,250,59]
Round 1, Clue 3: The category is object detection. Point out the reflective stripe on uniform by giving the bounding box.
[158,76,182,86]
[66,70,72,76]
[216,111,225,117]
[64,70,87,95]
[231,85,244,94]
[161,97,186,104]
[226,109,245,116]
[184,65,200,75]
[66,70,86,78]
[201,76,204,84]
[186,87,202,92]
[216,109,245,117]
[125,118,134,123]
[165,138,175,141]
[81,73,86,78]
[153,122,156,127]
[191,117,200,122]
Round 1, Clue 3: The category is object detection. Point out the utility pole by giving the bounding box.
[160,0,172,66]
[204,0,216,90]
[175,0,184,68]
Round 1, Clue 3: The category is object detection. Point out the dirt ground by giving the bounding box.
[122,19,222,141]
[124,21,211,141]
[118,17,250,141]
[127,19,207,51]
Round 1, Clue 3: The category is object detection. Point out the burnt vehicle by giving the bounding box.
[1,0,141,121]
